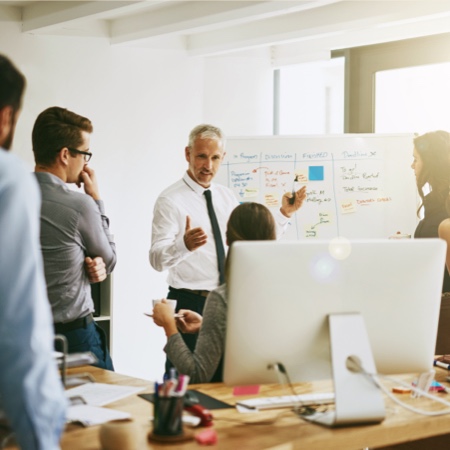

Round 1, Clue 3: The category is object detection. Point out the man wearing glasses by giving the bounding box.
[33,106,116,370]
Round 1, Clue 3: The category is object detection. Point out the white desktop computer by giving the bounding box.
[223,239,446,426]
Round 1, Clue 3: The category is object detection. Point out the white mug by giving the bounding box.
[99,420,144,450]
[152,299,177,310]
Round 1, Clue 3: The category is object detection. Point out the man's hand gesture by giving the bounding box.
[184,216,208,251]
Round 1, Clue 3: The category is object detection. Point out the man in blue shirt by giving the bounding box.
[0,55,66,448]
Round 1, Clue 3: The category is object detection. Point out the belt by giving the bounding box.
[169,287,210,298]
[54,313,94,333]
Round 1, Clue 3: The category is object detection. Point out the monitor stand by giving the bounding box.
[302,313,386,427]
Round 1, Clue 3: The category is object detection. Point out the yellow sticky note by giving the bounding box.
[294,169,308,184]
[340,199,356,214]
[244,188,258,198]
[264,193,279,208]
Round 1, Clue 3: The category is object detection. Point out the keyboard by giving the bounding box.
[236,392,335,410]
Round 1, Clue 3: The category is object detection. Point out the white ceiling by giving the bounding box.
[2,1,450,64]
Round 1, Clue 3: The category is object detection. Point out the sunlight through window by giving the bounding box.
[376,62,450,134]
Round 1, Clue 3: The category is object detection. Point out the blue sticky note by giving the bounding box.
[309,166,324,181]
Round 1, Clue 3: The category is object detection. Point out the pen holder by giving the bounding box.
[153,395,184,437]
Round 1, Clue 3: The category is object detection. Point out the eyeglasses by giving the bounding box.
[66,147,92,162]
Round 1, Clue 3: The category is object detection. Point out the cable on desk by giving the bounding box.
[349,356,450,416]
[268,362,329,417]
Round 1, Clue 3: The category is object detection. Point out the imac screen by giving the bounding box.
[223,239,445,386]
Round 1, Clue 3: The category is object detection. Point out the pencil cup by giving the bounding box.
[153,395,184,436]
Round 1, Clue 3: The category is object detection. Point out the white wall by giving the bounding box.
[1,22,274,380]
[203,50,274,136]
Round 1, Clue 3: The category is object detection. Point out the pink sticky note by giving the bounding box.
[195,428,218,445]
[232,385,260,396]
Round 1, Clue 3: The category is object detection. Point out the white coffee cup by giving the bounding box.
[99,420,144,450]
[152,299,177,311]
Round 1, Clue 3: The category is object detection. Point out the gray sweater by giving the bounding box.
[165,284,227,383]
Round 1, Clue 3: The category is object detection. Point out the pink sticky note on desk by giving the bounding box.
[232,385,260,396]
[195,428,218,445]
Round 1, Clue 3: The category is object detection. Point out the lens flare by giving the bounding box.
[329,237,352,261]
[310,253,336,282]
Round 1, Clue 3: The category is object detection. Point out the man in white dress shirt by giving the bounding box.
[150,124,306,363]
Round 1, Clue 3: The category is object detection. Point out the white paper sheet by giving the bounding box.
[67,404,131,427]
[66,382,146,406]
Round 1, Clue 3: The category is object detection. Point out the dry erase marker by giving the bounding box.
[434,360,450,370]
[289,177,298,205]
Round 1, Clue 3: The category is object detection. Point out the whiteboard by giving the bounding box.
[216,134,419,240]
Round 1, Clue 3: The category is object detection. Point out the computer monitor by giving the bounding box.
[223,239,446,426]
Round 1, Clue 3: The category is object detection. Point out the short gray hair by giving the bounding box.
[188,124,226,149]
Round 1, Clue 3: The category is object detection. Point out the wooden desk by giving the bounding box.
[58,366,450,450]
[3,366,450,449]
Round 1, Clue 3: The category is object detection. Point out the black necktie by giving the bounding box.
[204,189,226,284]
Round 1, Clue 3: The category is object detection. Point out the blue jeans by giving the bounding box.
[61,321,114,371]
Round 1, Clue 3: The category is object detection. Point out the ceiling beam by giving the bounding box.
[271,15,450,66]
[0,4,21,22]
[21,1,147,33]
[110,0,340,45]
[184,0,450,56]
[9,0,450,61]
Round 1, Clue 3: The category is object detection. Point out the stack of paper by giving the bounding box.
[65,383,146,427]
[54,351,98,368]
[67,405,131,427]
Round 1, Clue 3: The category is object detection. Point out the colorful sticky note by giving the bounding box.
[294,169,308,184]
[305,225,317,238]
[340,199,356,214]
[195,428,218,445]
[309,166,324,181]
[244,188,258,198]
[232,385,260,396]
[264,193,279,208]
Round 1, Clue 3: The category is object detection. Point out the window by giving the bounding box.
[375,62,450,134]
[275,57,345,135]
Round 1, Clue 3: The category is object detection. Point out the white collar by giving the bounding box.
[182,171,216,196]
